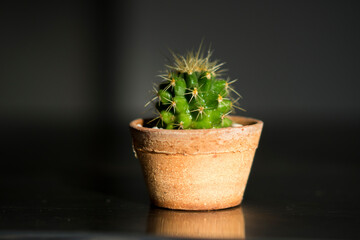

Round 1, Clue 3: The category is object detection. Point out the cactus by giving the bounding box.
[146,45,244,129]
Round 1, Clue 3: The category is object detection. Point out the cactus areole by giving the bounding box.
[146,46,244,129]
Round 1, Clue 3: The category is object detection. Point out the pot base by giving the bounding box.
[151,198,242,211]
[138,149,255,211]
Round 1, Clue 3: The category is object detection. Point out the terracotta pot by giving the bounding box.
[129,116,263,210]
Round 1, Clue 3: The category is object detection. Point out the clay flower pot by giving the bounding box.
[129,116,263,210]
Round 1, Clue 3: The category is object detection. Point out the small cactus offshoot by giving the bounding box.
[146,45,244,129]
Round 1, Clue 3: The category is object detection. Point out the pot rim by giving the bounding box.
[129,115,263,134]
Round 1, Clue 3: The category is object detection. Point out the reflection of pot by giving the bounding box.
[130,116,263,210]
[147,206,245,239]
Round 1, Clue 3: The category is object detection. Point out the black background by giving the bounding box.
[1,0,359,239]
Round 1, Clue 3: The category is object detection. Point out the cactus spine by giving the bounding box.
[147,46,243,129]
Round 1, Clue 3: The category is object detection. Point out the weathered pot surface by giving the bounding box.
[130,116,263,210]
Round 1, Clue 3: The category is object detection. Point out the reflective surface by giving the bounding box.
[147,206,245,239]
[0,122,359,239]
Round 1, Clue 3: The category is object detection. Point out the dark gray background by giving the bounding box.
[1,0,359,126]
[1,1,360,238]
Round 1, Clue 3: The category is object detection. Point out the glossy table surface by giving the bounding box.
[0,121,359,239]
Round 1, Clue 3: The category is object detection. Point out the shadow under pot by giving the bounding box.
[147,206,245,239]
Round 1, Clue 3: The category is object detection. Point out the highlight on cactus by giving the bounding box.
[145,44,245,129]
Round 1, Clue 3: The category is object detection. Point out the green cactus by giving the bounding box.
[146,45,244,129]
